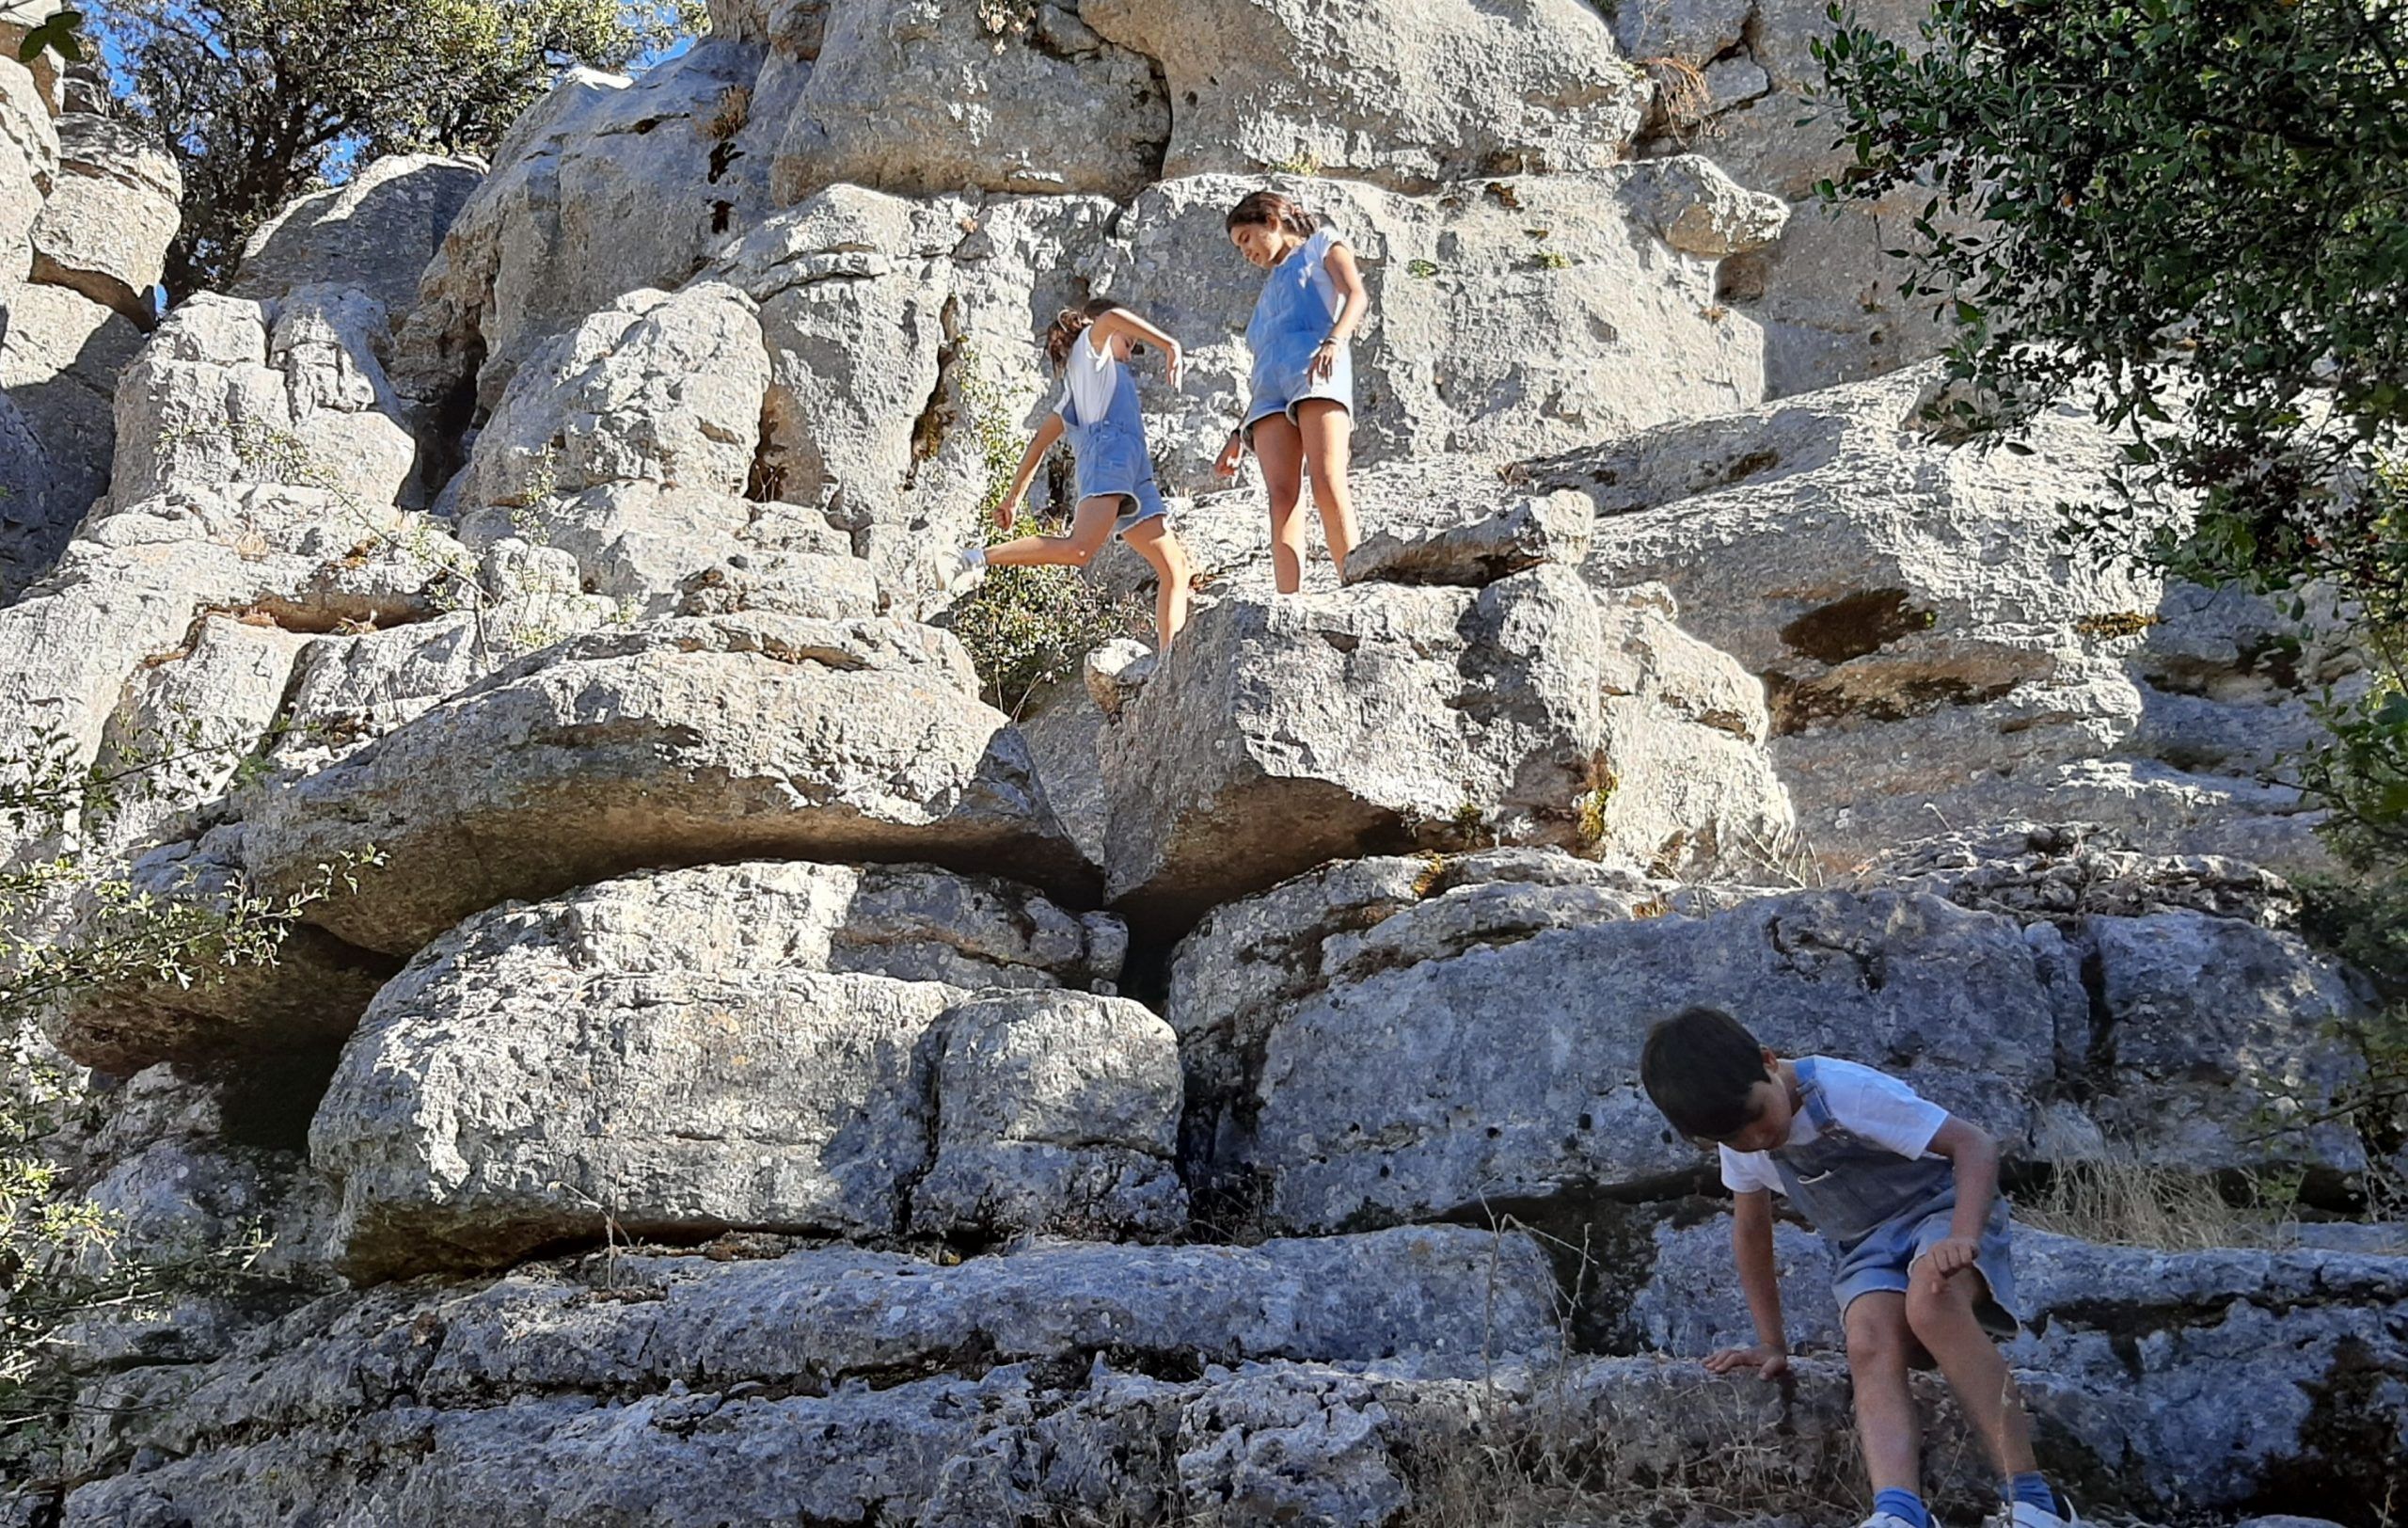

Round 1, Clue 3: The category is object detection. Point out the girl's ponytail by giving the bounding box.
[1045,307,1092,369]
[1225,189,1319,240]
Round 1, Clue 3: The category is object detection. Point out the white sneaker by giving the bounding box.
[941,547,986,593]
[2006,1500,2079,1528]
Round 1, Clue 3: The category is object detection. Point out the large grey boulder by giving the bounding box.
[242,613,1090,955]
[0,282,144,585]
[27,113,181,321]
[233,153,483,318]
[1545,363,2352,871]
[1084,167,1786,487]
[1167,846,2368,1234]
[106,286,419,514]
[1081,0,1647,191]
[0,55,57,280]
[394,46,775,418]
[1627,0,1959,393]
[309,859,1145,1277]
[1094,566,1793,924]
[774,1,1168,202]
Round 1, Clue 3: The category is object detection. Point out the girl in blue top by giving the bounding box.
[947,299,1195,650]
[1213,190,1370,593]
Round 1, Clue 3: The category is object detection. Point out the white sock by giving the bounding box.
[964,547,987,566]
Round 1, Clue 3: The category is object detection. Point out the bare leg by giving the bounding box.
[985,497,1121,568]
[1295,400,1359,579]
[1119,515,1191,649]
[1907,1266,2039,1479]
[1845,1292,1924,1498]
[1250,415,1308,595]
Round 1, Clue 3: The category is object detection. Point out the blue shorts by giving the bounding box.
[1243,347,1354,444]
[1072,426,1167,531]
[1830,1195,2019,1340]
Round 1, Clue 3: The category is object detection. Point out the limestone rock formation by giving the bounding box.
[311,860,1150,1277]
[231,153,482,317]
[242,613,1092,955]
[1081,0,1646,190]
[1095,566,1793,924]
[774,0,1169,201]
[7,5,2402,1522]
[1540,363,2352,871]
[1166,845,2368,1233]
[27,113,181,322]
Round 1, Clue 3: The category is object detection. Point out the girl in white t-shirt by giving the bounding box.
[946,298,1195,650]
[1213,189,1370,593]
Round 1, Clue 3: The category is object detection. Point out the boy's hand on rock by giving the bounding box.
[1703,1343,1790,1379]
[1916,1235,1983,1285]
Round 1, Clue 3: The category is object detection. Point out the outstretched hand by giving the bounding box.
[1164,342,1185,390]
[1703,1342,1791,1380]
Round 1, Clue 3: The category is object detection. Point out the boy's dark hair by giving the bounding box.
[1044,296,1131,368]
[1640,1006,1772,1141]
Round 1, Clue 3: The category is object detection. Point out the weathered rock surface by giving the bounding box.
[1542,363,2352,870]
[1082,0,1646,190]
[231,153,482,317]
[394,46,775,417]
[1094,567,1793,924]
[0,55,57,280]
[63,1228,1565,1524]
[1344,487,1595,587]
[311,860,1146,1277]
[1166,846,2368,1233]
[242,613,1090,955]
[774,1,1168,201]
[27,113,181,321]
[0,283,146,588]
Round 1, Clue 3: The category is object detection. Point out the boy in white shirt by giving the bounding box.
[1640,1006,2074,1528]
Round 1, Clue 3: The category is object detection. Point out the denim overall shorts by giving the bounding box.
[1771,1058,2020,1337]
[1243,232,1354,439]
[1060,359,1166,527]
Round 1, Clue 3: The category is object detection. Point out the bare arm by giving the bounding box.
[1322,241,1370,344]
[1089,307,1184,386]
[1919,1115,2001,1281]
[995,413,1066,531]
[1706,1188,1791,1377]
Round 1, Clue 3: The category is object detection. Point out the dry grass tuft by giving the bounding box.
[2020,1154,2299,1252]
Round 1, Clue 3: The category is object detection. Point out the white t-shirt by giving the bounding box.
[1293,227,1344,319]
[1718,1057,1950,1196]
[1057,326,1121,425]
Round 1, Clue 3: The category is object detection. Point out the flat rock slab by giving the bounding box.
[244,613,1094,956]
[1095,568,1792,928]
[311,863,1159,1279]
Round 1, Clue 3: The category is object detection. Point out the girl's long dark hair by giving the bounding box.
[1045,295,1125,369]
[1225,189,1319,240]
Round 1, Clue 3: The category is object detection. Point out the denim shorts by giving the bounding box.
[1831,1194,2020,1340]
[1071,428,1167,529]
[1243,347,1355,443]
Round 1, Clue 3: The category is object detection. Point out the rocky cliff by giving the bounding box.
[2,2,2400,1525]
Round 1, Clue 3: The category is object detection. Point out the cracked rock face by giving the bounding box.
[1167,846,2367,1234]
[240,613,1094,956]
[1094,567,1794,926]
[1545,363,2356,873]
[307,859,1150,1278]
